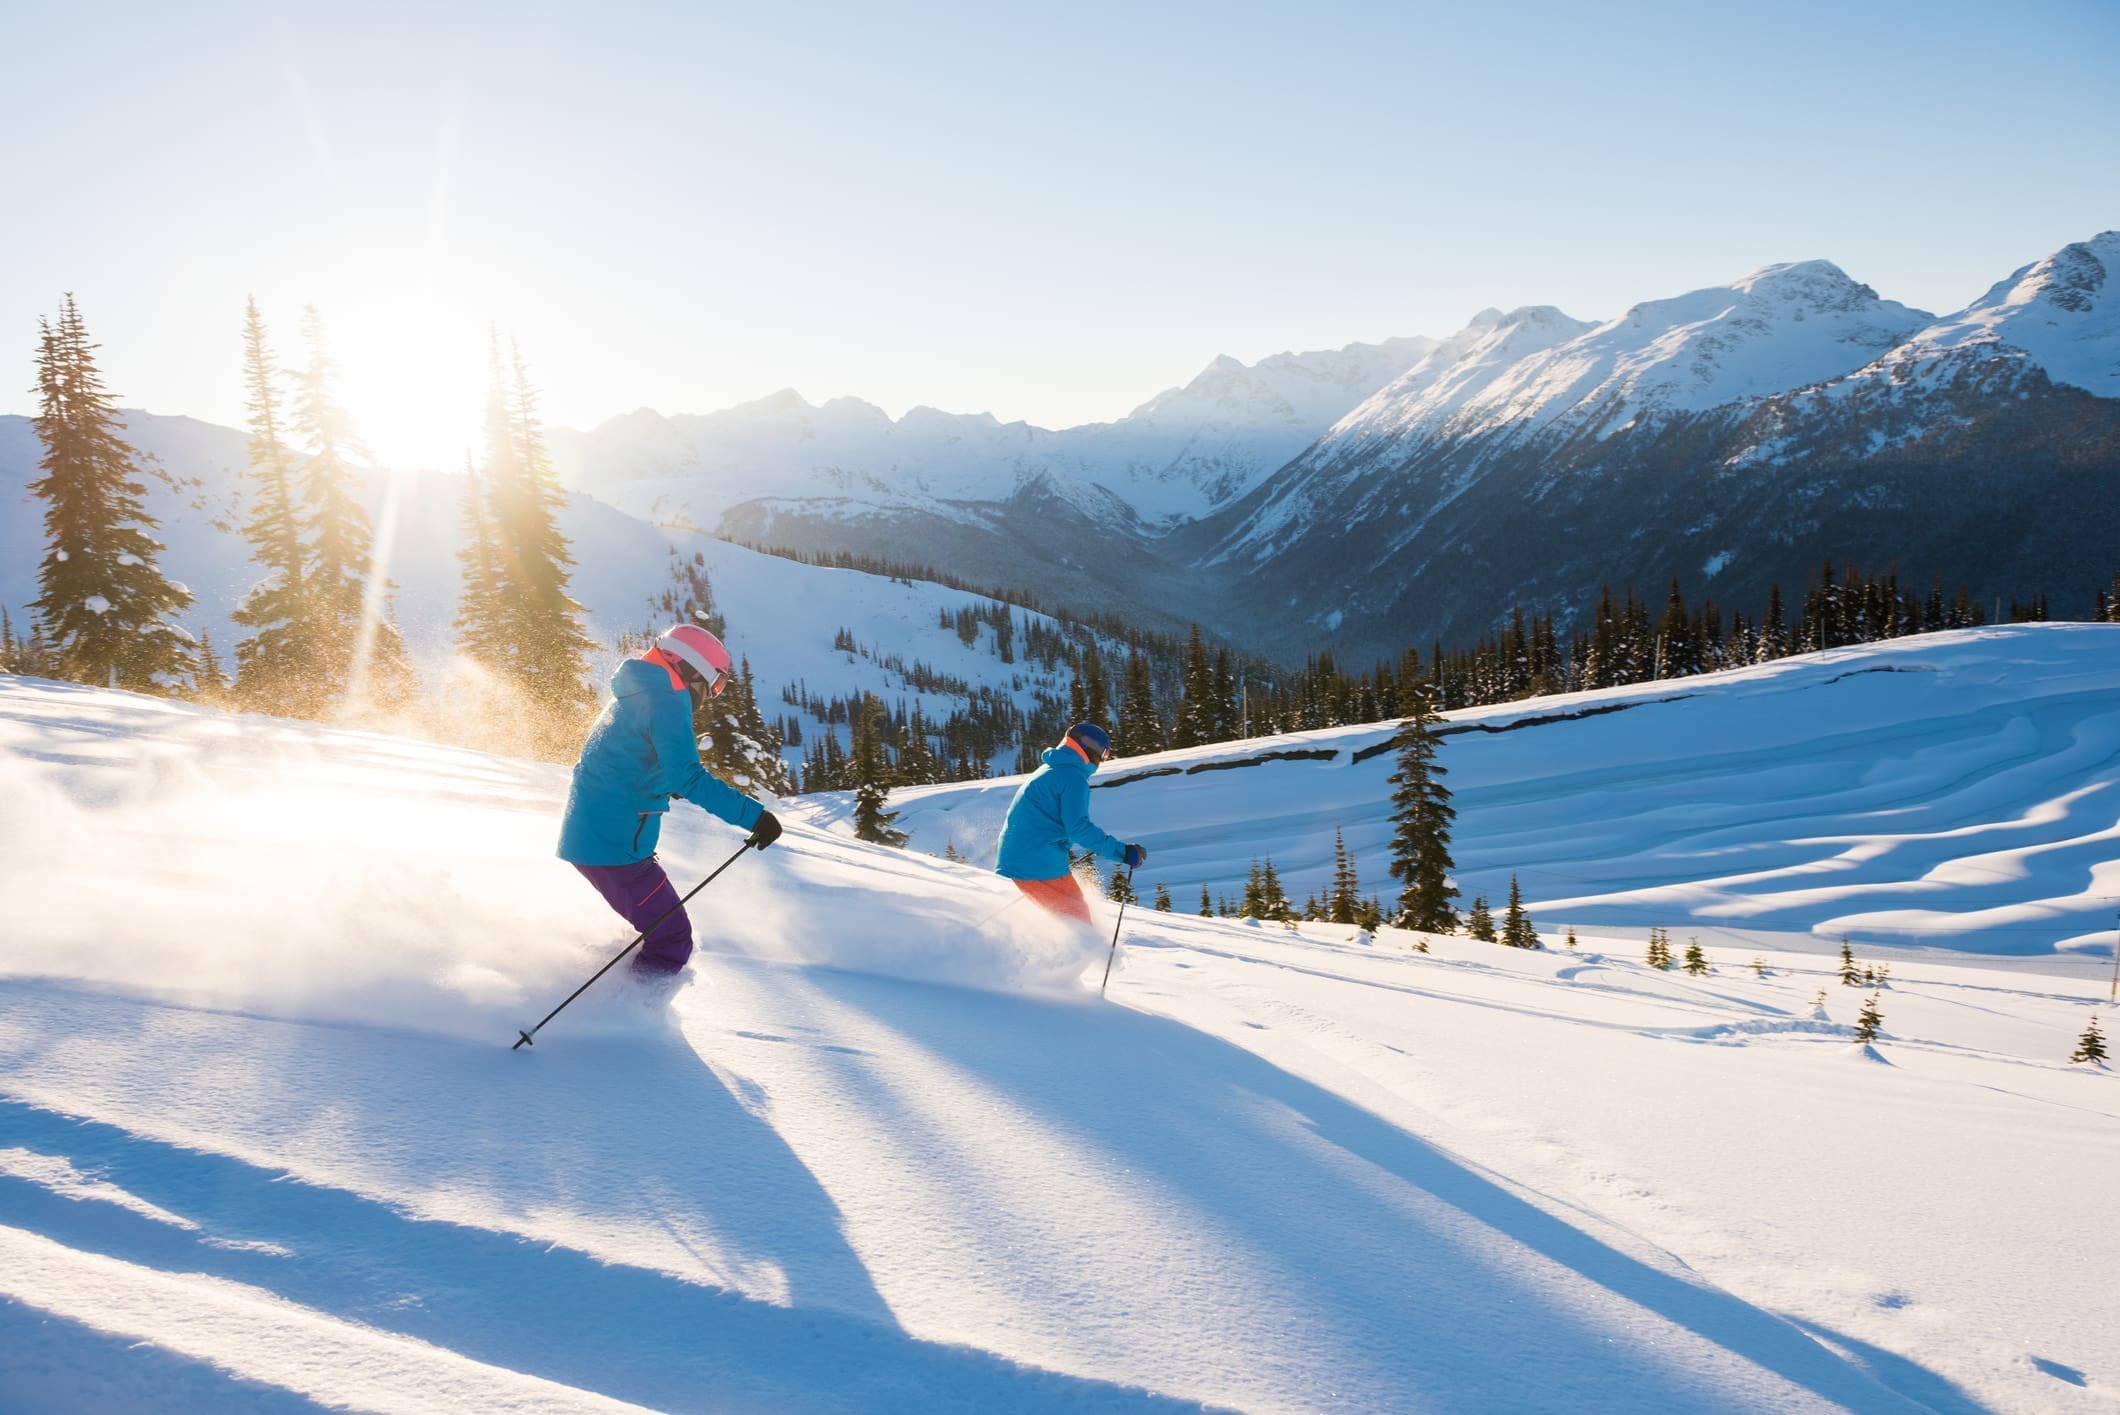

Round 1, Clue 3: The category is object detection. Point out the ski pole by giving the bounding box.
[1100,868,1134,997]
[513,840,753,1050]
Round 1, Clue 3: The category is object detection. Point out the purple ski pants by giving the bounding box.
[573,858,693,974]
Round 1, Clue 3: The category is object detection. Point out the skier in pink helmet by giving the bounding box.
[558,623,782,975]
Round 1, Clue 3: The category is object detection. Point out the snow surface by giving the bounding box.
[891,625,2120,958]
[2,627,2116,1411]
[0,418,1107,774]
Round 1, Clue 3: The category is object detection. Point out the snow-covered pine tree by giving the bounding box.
[1854,992,1884,1044]
[290,307,415,721]
[1153,881,1172,911]
[478,337,600,758]
[1501,874,1537,948]
[1839,940,1861,986]
[1387,675,1459,932]
[1466,896,1496,942]
[1647,926,1672,970]
[2071,1015,2108,1064]
[850,692,906,846]
[27,295,195,691]
[1329,826,1360,925]
[1115,645,1162,756]
[230,298,315,714]
[1171,623,1215,748]
[1683,938,1708,975]
[1259,858,1291,922]
[453,452,503,651]
[193,630,232,706]
[1106,867,1137,904]
[1074,642,1110,728]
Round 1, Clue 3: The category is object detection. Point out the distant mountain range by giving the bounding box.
[561,232,2115,659]
[6,233,2115,667]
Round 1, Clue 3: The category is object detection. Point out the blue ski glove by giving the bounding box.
[1123,843,1147,870]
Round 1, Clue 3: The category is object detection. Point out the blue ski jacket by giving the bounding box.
[557,655,764,866]
[995,742,1127,881]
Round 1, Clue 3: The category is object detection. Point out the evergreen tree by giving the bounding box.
[1501,874,1537,948]
[1646,926,1672,970]
[289,307,415,720]
[1075,642,1110,726]
[26,295,195,691]
[230,297,315,713]
[1259,857,1291,921]
[850,693,906,846]
[193,629,232,706]
[1199,884,1213,917]
[1565,925,1579,950]
[2071,1015,2108,1064]
[1839,940,1861,986]
[1466,895,1496,942]
[453,452,505,651]
[1683,938,1708,975]
[1115,645,1161,756]
[1171,623,1216,748]
[1386,677,1458,932]
[1328,826,1361,925]
[478,337,600,757]
[1242,859,1265,918]
[1152,881,1172,912]
[1106,867,1137,904]
[1853,992,1883,1044]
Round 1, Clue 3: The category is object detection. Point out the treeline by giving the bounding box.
[5,293,603,761]
[1086,561,2120,750]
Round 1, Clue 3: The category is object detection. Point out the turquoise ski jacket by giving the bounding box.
[557,656,764,866]
[995,742,1127,881]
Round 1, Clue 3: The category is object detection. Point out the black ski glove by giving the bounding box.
[747,811,783,851]
[1123,843,1147,870]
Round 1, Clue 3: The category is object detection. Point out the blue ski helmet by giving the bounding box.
[1067,722,1113,761]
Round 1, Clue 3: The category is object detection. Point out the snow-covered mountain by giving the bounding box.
[3,627,2114,1411]
[1846,230,2120,401]
[549,335,1436,535]
[1173,233,2120,660]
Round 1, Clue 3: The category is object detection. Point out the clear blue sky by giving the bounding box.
[3,0,2116,467]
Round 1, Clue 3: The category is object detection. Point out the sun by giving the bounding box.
[326,296,489,474]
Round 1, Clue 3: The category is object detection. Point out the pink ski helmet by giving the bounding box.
[656,623,733,696]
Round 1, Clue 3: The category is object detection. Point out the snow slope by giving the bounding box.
[2,631,2115,1412]
[0,417,1112,773]
[889,626,2120,958]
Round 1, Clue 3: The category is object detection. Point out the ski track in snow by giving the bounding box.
[2,630,2117,1412]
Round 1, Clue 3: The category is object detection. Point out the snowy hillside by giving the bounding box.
[548,336,1435,534]
[2,633,2114,1412]
[0,415,1123,775]
[889,626,2120,958]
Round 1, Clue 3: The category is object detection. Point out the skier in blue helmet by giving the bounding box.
[994,721,1146,926]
